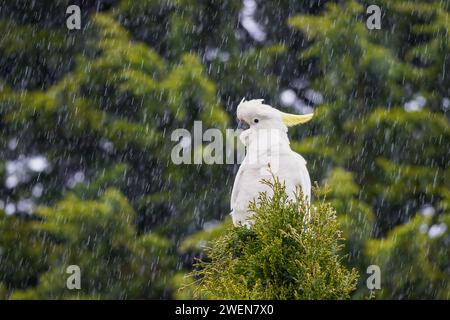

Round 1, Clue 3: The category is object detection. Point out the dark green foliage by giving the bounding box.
[366,211,450,299]
[189,178,358,299]
[1,0,449,300]
[5,189,174,299]
[288,0,450,298]
[0,11,230,235]
[0,211,46,291]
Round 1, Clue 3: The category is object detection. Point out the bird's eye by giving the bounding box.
[254,118,259,123]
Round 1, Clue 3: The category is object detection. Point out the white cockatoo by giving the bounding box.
[230,98,313,227]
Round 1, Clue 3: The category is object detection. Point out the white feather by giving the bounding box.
[230,99,312,227]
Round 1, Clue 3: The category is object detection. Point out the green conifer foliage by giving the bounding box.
[1,0,449,300]
[9,189,174,299]
[367,211,450,299]
[0,12,230,235]
[289,0,450,298]
[0,211,47,291]
[289,1,449,232]
[189,178,358,299]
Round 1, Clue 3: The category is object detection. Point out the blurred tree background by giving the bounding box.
[0,0,449,299]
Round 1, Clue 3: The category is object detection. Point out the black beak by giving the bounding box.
[237,120,250,130]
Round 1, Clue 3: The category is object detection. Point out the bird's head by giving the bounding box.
[236,98,313,132]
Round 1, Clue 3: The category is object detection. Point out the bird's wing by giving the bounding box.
[293,152,307,166]
[230,164,244,211]
[292,152,311,202]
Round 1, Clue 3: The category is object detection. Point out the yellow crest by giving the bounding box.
[281,112,314,127]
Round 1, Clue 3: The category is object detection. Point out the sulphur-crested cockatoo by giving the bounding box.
[230,98,313,227]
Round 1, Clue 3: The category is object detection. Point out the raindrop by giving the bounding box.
[304,89,324,105]
[5,203,16,216]
[17,199,34,214]
[5,175,19,189]
[420,204,435,217]
[27,156,50,172]
[404,95,426,112]
[32,183,44,198]
[8,137,18,150]
[442,97,449,111]
[428,223,447,239]
[280,89,297,106]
